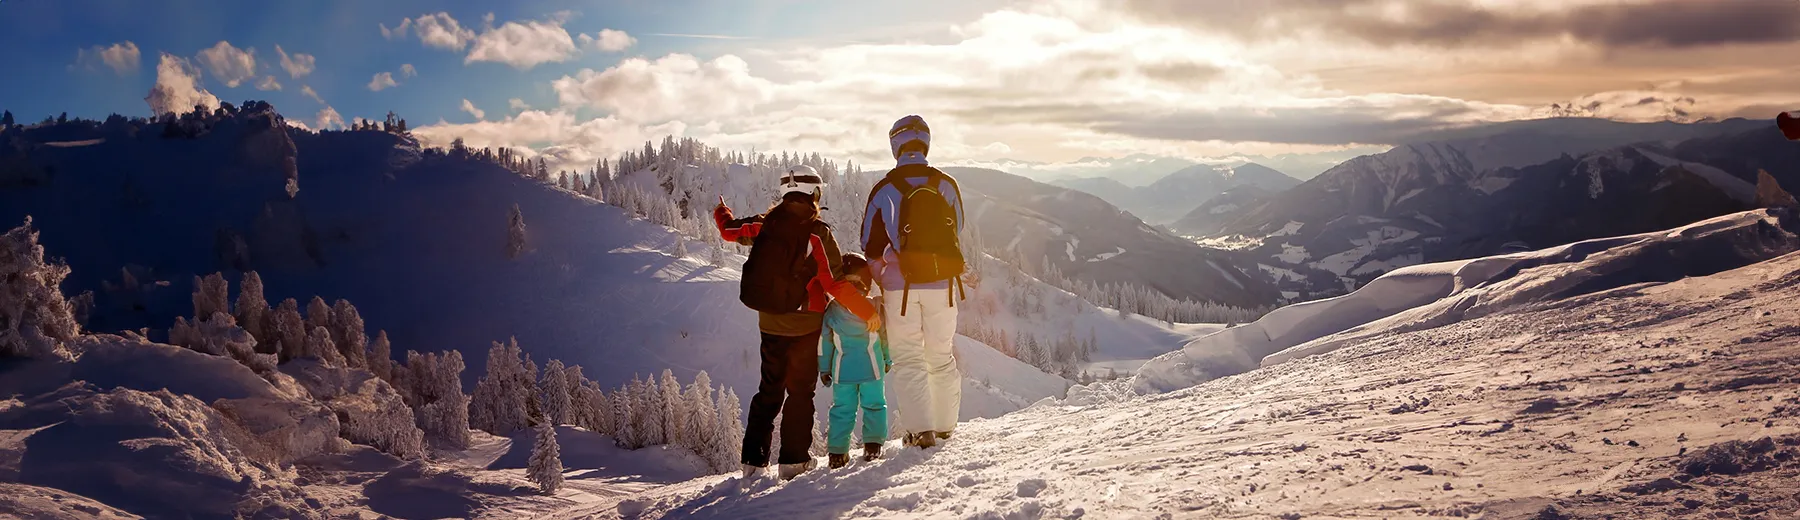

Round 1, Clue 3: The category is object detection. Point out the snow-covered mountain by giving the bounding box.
[1195,119,1798,297]
[1055,162,1301,225]
[945,166,1281,308]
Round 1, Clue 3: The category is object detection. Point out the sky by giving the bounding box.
[4,0,1798,176]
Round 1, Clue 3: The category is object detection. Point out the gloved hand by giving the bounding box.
[712,196,732,222]
[820,372,832,387]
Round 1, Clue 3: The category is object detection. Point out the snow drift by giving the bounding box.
[1130,208,1800,393]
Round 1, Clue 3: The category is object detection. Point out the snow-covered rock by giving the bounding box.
[281,359,426,459]
[0,483,141,519]
[2,386,318,519]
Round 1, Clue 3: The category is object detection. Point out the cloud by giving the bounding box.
[196,40,257,88]
[275,45,315,79]
[300,85,325,104]
[317,106,344,129]
[380,18,412,40]
[256,75,282,91]
[465,18,579,69]
[287,118,312,132]
[509,98,530,111]
[400,63,417,78]
[594,29,636,52]
[144,53,220,116]
[368,72,398,91]
[1120,0,1800,50]
[551,54,775,122]
[76,41,140,75]
[413,12,477,50]
[461,99,485,120]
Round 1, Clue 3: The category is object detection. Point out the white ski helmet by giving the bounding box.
[780,164,826,199]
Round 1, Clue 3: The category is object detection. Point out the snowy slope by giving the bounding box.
[0,115,1067,424]
[599,210,1800,520]
[1129,208,1800,394]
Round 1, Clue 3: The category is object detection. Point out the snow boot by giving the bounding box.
[907,431,939,449]
[778,459,816,480]
[936,431,952,441]
[741,464,766,480]
[828,453,851,469]
[862,442,883,461]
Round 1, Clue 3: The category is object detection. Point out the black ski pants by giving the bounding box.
[741,331,821,466]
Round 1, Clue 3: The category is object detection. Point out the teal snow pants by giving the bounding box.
[827,380,888,454]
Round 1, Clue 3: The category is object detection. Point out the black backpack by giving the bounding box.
[738,206,819,314]
[880,166,966,313]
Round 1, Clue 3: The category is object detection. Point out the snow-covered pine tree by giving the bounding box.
[527,421,564,494]
[540,358,572,425]
[369,330,393,383]
[591,382,615,435]
[558,171,569,190]
[684,371,716,457]
[270,298,305,362]
[192,272,230,320]
[304,296,332,336]
[506,203,527,260]
[660,369,685,449]
[674,238,689,258]
[234,271,268,349]
[521,354,542,424]
[613,381,636,448]
[408,349,471,450]
[561,363,588,429]
[0,218,80,359]
[712,388,743,471]
[469,338,532,435]
[329,299,368,369]
[304,325,344,367]
[641,373,665,446]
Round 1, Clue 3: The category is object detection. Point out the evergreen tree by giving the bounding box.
[506,204,527,259]
[304,325,344,366]
[329,299,369,368]
[639,374,664,446]
[540,358,572,425]
[684,371,716,457]
[659,369,685,450]
[270,298,306,362]
[527,421,564,494]
[369,330,393,383]
[304,296,332,335]
[192,273,230,319]
[469,338,531,435]
[233,271,268,348]
[713,388,743,471]
[1,110,12,127]
[613,380,636,447]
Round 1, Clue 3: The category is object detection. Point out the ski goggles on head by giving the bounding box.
[840,272,870,292]
[781,172,823,186]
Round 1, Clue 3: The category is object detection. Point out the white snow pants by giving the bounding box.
[882,286,961,435]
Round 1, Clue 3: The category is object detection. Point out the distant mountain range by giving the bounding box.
[1185,118,1797,298]
[1054,163,1301,225]
[943,167,1282,308]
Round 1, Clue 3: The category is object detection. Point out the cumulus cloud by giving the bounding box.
[275,45,315,79]
[300,85,325,104]
[585,29,636,52]
[399,63,417,77]
[1121,0,1800,50]
[552,54,775,122]
[509,98,530,111]
[461,99,485,120]
[256,75,282,91]
[76,41,140,75]
[412,12,477,50]
[144,53,220,116]
[317,106,345,129]
[368,72,398,91]
[196,40,257,88]
[465,18,579,69]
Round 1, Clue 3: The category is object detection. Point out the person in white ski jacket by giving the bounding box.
[861,115,965,448]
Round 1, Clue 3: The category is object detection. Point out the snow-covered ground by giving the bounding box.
[597,212,1800,519]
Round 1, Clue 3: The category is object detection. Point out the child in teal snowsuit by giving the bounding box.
[819,254,890,468]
